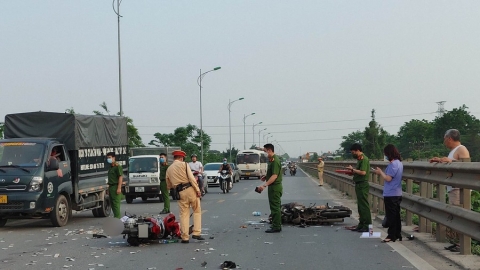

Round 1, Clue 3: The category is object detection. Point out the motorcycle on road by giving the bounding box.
[217,170,233,193]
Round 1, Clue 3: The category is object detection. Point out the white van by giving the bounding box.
[236,149,268,179]
[125,155,163,203]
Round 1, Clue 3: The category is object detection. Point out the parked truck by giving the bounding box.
[125,147,180,203]
[0,112,128,227]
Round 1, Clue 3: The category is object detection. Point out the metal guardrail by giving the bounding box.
[298,161,480,255]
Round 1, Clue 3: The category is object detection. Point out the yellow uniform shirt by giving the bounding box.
[166,160,200,193]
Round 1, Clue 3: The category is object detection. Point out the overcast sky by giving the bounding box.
[2,1,480,157]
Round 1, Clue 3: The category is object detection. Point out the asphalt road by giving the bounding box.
[0,170,434,270]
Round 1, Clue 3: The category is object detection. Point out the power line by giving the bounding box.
[136,111,436,129]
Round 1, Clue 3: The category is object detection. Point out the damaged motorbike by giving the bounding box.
[121,213,188,246]
[270,202,352,226]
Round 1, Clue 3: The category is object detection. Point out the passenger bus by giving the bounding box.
[236,149,268,179]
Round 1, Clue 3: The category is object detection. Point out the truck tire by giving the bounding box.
[158,195,164,203]
[126,195,134,204]
[141,196,148,202]
[0,218,7,227]
[50,194,71,227]
[93,196,112,217]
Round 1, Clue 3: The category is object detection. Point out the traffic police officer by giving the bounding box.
[166,150,204,243]
[107,152,123,218]
[317,157,324,186]
[256,143,283,233]
[159,153,170,214]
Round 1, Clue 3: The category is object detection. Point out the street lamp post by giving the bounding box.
[263,132,271,144]
[258,128,267,148]
[252,122,262,147]
[228,97,244,162]
[113,0,123,116]
[197,66,221,164]
[243,113,255,149]
[267,135,274,143]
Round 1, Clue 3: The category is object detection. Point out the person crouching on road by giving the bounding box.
[106,152,123,219]
[373,144,403,243]
[166,150,204,243]
[159,153,171,214]
[256,143,283,233]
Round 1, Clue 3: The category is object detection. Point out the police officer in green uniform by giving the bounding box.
[107,152,123,218]
[256,143,283,233]
[159,153,171,214]
[346,143,372,232]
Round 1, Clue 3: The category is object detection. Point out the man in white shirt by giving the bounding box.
[188,154,205,195]
[429,129,470,252]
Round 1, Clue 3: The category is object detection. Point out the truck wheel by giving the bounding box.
[141,196,148,202]
[159,195,164,203]
[0,218,7,227]
[126,195,134,204]
[94,196,111,217]
[50,194,71,227]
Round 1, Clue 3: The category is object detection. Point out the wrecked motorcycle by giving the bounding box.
[270,202,352,226]
[121,213,185,246]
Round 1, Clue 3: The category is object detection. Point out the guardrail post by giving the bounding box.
[405,178,413,226]
[426,183,433,233]
[419,182,427,232]
[436,183,447,242]
[368,172,374,213]
[458,158,472,255]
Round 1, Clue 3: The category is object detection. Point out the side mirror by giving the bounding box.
[48,158,59,171]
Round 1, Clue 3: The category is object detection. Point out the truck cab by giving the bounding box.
[124,155,162,203]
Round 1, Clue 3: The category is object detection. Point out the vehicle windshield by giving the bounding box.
[237,154,260,164]
[0,142,45,167]
[204,163,221,170]
[129,157,158,173]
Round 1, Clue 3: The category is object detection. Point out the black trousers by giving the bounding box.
[384,196,402,240]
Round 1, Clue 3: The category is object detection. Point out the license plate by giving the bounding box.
[135,187,145,192]
[0,195,7,204]
[245,172,250,176]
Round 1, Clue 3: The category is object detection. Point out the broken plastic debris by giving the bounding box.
[264,242,273,244]
[54,254,60,258]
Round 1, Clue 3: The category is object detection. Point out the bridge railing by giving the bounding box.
[298,160,480,255]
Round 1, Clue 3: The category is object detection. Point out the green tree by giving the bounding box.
[65,107,76,114]
[224,147,240,163]
[149,124,211,160]
[432,105,480,161]
[340,131,365,159]
[309,152,319,162]
[396,119,437,160]
[92,102,144,148]
[363,109,388,160]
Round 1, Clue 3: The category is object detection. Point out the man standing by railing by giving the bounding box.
[429,129,470,205]
[345,143,371,233]
[429,129,470,252]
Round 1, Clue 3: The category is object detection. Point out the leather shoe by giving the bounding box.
[181,240,189,244]
[192,235,205,240]
[265,228,282,233]
[356,228,369,232]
